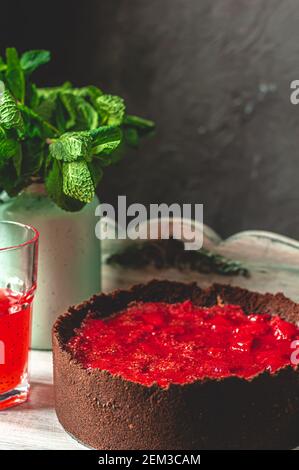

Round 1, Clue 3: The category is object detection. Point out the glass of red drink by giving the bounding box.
[0,221,38,410]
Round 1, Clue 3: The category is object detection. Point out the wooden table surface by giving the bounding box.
[0,350,86,450]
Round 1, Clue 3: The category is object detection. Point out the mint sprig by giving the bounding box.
[0,47,155,210]
[20,50,51,75]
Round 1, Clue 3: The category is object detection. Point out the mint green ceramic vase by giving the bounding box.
[0,184,101,350]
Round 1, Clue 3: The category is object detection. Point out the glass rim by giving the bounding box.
[0,220,39,253]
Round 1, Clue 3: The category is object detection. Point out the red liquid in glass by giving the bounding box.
[0,287,33,404]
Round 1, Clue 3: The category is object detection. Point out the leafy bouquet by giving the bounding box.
[0,48,154,211]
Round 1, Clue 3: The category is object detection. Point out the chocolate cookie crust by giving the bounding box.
[53,280,299,450]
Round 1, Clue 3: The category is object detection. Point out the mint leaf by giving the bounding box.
[0,90,24,131]
[58,91,77,129]
[124,114,155,130]
[37,82,72,100]
[0,135,21,167]
[50,131,92,162]
[20,50,50,74]
[5,48,25,102]
[36,84,72,127]
[96,94,125,125]
[75,97,98,130]
[55,98,69,133]
[73,85,102,106]
[59,91,99,131]
[34,92,58,122]
[45,159,85,211]
[90,125,122,154]
[62,159,95,203]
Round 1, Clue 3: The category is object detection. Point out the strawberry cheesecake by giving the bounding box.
[53,280,299,449]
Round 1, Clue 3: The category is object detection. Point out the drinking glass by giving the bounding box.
[0,221,38,409]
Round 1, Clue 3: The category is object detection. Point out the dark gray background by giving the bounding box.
[2,0,299,239]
